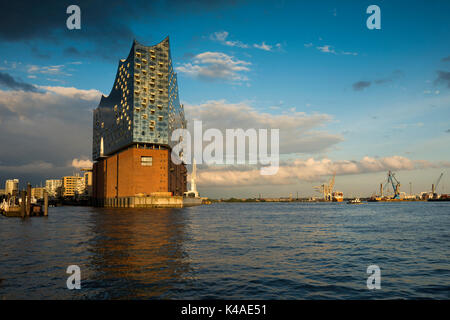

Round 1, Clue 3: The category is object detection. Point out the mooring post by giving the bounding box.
[26,183,31,216]
[20,190,26,218]
[44,191,49,216]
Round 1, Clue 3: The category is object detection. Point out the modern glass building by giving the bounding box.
[93,36,186,160]
[92,37,187,206]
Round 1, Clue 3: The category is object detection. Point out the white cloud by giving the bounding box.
[71,158,93,168]
[176,52,251,82]
[316,45,336,54]
[307,44,358,56]
[40,86,102,101]
[0,86,100,177]
[184,100,342,154]
[210,31,281,51]
[27,64,71,76]
[341,51,358,56]
[253,42,272,51]
[211,31,229,42]
[195,156,441,187]
[210,31,249,48]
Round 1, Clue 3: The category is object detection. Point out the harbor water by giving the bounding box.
[0,202,448,299]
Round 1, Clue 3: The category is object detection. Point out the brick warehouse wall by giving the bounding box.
[93,146,187,204]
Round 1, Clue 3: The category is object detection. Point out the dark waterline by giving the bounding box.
[0,202,449,299]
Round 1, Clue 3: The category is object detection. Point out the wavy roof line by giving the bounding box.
[98,36,170,103]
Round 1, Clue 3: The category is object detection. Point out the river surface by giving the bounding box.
[0,202,449,299]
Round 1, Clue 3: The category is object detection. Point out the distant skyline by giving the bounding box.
[0,0,449,198]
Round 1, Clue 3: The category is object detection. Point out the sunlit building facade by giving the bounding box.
[62,175,85,198]
[92,37,187,206]
[5,179,19,196]
[93,37,186,159]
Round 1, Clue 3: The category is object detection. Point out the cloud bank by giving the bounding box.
[195,156,446,187]
[184,100,343,154]
[0,85,101,184]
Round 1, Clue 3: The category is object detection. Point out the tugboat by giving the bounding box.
[347,198,362,204]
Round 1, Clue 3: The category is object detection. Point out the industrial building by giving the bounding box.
[92,37,187,207]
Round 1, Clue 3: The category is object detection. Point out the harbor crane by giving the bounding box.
[432,172,444,196]
[384,171,401,199]
[313,172,336,201]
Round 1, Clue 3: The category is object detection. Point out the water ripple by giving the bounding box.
[0,202,449,299]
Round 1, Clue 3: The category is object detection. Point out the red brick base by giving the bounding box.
[93,146,187,204]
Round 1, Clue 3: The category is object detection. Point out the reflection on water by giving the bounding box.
[86,208,194,299]
[0,202,449,299]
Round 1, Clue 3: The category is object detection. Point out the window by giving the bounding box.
[141,156,152,166]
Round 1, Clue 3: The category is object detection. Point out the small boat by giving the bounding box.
[347,198,363,204]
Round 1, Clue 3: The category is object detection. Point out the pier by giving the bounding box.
[94,193,184,208]
[1,184,48,218]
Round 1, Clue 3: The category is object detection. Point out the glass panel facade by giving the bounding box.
[93,37,186,161]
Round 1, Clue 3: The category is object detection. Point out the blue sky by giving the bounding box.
[0,0,449,197]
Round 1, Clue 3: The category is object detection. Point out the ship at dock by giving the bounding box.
[313,172,344,202]
[368,171,448,202]
[332,191,344,202]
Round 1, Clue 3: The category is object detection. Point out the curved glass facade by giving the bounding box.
[93,37,186,161]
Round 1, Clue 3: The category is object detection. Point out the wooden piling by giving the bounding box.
[44,191,48,216]
[26,183,31,216]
